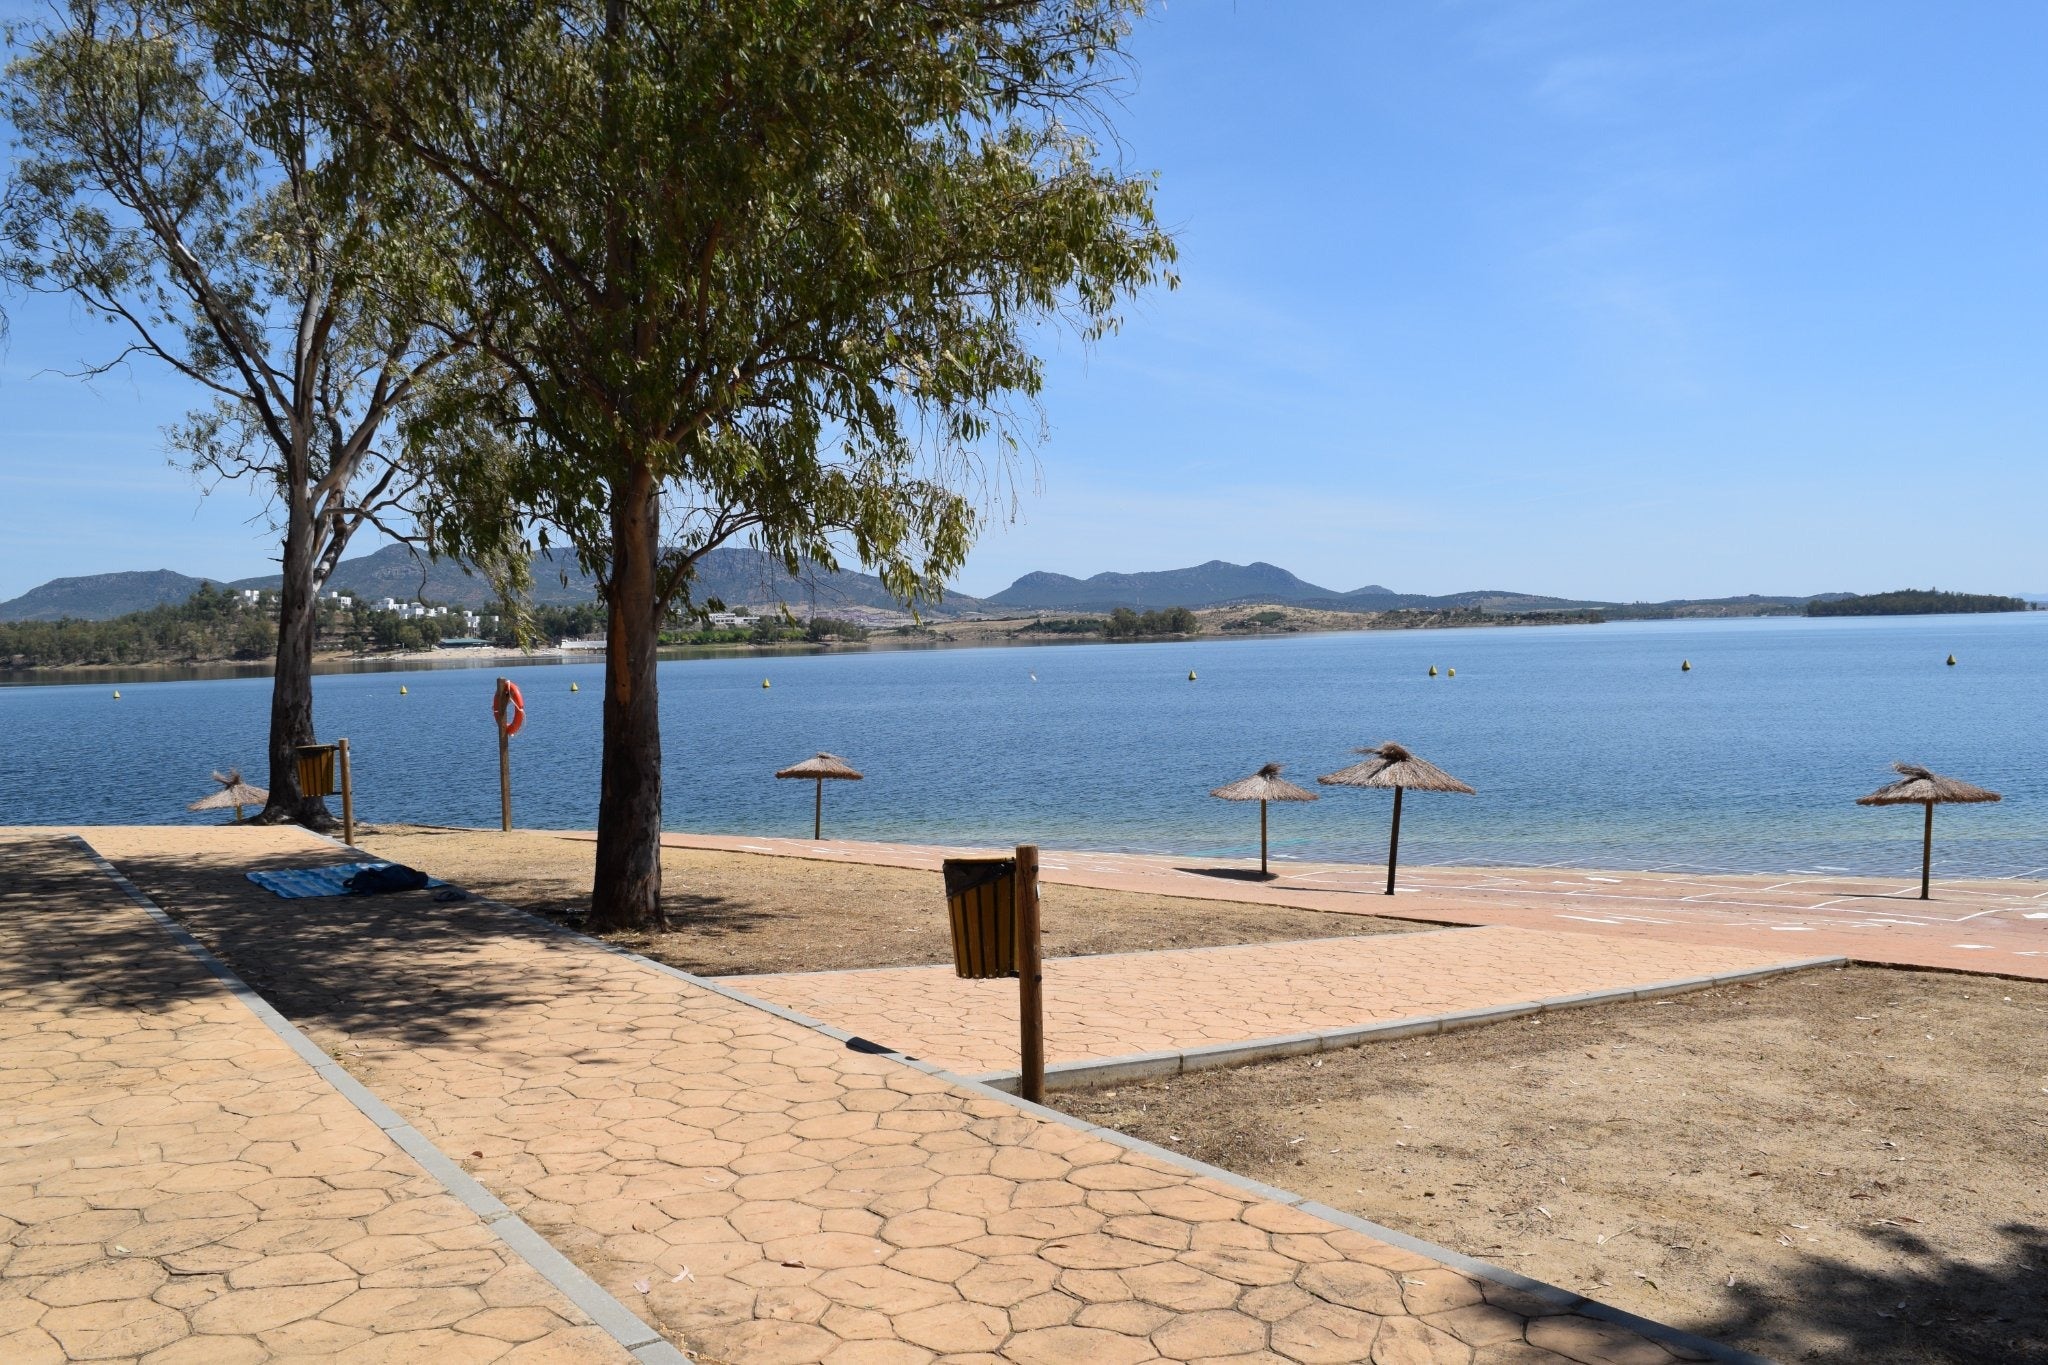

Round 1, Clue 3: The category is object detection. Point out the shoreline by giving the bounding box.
[10,603,2035,686]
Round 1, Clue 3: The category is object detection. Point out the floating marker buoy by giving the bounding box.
[762,679,771,689]
[1681,660,1692,672]
[1447,668,1455,678]
[399,684,408,695]
[1428,665,1438,677]
[111,690,121,700]
[570,681,579,692]
[1946,654,1956,666]
[1188,670,1197,682]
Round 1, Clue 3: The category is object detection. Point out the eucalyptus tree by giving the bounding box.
[1,0,461,826]
[285,0,1176,928]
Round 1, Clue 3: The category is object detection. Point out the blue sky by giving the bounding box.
[4,0,2046,603]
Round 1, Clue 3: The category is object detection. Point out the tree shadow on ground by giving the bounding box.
[89,841,774,1049]
[0,835,222,1016]
[1690,1221,2048,1364]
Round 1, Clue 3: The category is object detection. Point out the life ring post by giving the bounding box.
[493,676,523,831]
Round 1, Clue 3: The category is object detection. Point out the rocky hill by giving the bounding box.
[0,570,221,622]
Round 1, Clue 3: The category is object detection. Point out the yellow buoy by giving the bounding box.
[762,678,771,689]
[570,681,579,692]
[1446,668,1455,677]
[1681,660,1692,672]
[111,690,121,700]
[1946,654,1957,666]
[399,684,408,695]
[1428,665,1437,677]
[1187,670,1197,681]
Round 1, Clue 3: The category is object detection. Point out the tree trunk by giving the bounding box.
[255,481,334,829]
[589,461,666,931]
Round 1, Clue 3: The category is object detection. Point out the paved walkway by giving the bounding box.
[653,832,2048,979]
[735,927,1809,1078]
[55,825,1724,1364]
[0,834,627,1364]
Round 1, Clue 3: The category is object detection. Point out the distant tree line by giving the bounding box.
[1103,606,1200,639]
[1807,590,2032,617]
[1014,617,1107,636]
[0,583,276,666]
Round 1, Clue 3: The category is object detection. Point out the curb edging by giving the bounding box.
[963,954,1849,1093]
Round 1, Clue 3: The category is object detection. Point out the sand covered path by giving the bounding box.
[735,927,1826,1083]
[10,825,1746,1364]
[645,832,2048,981]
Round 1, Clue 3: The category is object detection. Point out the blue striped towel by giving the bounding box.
[245,863,446,899]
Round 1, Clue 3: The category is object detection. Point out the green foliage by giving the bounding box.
[1221,609,1290,632]
[269,0,1178,615]
[0,583,276,665]
[1102,605,1198,639]
[1807,590,2031,617]
[1015,616,1104,635]
[1,0,460,570]
[805,617,870,642]
[522,602,609,644]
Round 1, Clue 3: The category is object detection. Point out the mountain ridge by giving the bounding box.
[0,549,1992,623]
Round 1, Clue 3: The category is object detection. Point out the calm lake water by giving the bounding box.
[5,613,2046,878]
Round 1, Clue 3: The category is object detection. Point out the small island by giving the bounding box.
[1806,589,2034,617]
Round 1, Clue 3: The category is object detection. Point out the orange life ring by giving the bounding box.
[493,680,526,736]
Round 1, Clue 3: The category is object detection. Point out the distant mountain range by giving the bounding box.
[0,544,984,622]
[0,547,1999,623]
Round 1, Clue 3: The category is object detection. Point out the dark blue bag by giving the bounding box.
[343,863,431,895]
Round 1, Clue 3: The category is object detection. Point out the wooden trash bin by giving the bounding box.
[295,743,338,797]
[943,857,1018,979]
[941,846,1044,1102]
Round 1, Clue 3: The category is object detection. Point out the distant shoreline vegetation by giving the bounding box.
[1806,590,2034,618]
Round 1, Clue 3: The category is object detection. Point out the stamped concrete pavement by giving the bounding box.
[62,825,1736,1364]
[0,834,631,1365]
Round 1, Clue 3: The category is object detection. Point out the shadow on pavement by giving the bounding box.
[86,841,762,1048]
[0,835,215,1015]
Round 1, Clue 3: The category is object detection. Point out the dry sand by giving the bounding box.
[353,825,1417,976]
[1057,966,2048,1365]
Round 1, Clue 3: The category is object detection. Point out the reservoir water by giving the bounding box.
[4,613,2045,879]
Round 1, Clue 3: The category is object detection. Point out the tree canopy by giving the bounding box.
[231,0,1177,926]
[2,0,465,823]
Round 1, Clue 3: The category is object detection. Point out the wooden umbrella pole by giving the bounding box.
[814,778,823,840]
[496,678,512,832]
[1920,801,1933,900]
[338,737,355,847]
[1385,785,1404,896]
[1014,844,1044,1103]
[1260,799,1269,876]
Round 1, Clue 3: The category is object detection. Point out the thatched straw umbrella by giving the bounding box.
[1319,742,1474,896]
[188,769,268,823]
[776,752,863,840]
[1210,762,1318,877]
[1856,762,2001,900]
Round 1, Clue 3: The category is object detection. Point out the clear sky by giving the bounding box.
[4,0,2045,603]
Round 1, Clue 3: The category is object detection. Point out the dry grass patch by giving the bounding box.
[354,825,1416,976]
[1057,965,2048,1365]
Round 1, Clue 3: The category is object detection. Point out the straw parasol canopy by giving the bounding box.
[776,752,863,840]
[1319,742,1474,896]
[1209,762,1317,877]
[1856,761,2001,900]
[188,769,268,823]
